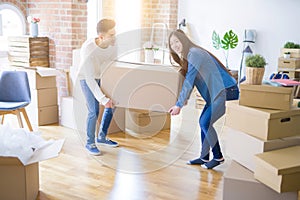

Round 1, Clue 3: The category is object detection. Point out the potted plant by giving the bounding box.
[245,54,267,85]
[283,52,291,59]
[212,29,239,69]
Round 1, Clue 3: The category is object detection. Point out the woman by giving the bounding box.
[168,29,239,169]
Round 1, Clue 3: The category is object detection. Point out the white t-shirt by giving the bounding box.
[78,38,117,105]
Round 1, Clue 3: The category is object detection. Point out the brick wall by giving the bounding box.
[141,0,178,49]
[26,0,87,98]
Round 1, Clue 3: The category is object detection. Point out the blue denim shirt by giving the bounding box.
[176,47,237,107]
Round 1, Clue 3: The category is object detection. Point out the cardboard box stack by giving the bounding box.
[223,84,300,199]
[8,36,49,68]
[15,67,59,126]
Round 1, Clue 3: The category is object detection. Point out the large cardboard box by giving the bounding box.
[254,146,300,193]
[125,108,170,137]
[224,126,300,171]
[225,100,300,140]
[0,158,39,200]
[239,84,293,110]
[0,139,64,200]
[223,160,298,200]
[101,61,183,112]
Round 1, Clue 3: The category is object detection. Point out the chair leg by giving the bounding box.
[1,114,4,124]
[16,110,24,128]
[20,108,33,132]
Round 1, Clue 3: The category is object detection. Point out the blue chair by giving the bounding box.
[0,71,33,131]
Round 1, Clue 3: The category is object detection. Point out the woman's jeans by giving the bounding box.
[199,89,226,160]
[80,79,113,145]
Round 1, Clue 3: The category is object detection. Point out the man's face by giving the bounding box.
[101,28,116,46]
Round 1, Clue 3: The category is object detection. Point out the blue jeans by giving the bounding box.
[80,79,113,145]
[199,89,226,160]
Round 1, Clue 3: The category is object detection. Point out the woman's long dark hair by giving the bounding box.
[168,29,232,77]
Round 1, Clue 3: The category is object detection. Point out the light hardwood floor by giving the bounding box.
[33,104,231,200]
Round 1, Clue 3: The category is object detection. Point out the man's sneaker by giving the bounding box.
[85,144,101,156]
[96,138,119,147]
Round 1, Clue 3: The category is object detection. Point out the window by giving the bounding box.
[0,3,26,59]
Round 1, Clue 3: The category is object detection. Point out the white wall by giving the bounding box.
[178,0,300,78]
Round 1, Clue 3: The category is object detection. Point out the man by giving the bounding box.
[78,19,118,155]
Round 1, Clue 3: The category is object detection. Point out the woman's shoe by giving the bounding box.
[201,158,224,169]
[187,158,209,165]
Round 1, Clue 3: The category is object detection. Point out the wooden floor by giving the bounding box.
[3,101,300,200]
[32,103,231,200]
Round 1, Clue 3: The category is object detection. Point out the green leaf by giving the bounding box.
[221,30,238,50]
[212,31,221,50]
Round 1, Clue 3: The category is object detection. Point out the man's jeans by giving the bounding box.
[80,79,113,145]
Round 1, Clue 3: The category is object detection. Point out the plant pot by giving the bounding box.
[283,53,291,59]
[246,67,265,85]
[144,49,154,63]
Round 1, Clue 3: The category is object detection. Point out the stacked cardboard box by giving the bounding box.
[223,84,300,198]
[8,36,49,68]
[14,67,59,126]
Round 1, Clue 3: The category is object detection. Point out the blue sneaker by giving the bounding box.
[85,144,101,156]
[96,138,119,147]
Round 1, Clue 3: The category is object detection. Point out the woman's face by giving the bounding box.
[170,35,183,57]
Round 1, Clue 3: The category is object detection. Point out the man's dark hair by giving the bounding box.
[97,19,115,34]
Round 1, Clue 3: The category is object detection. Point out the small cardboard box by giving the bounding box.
[0,139,64,200]
[278,57,300,69]
[225,100,300,140]
[239,84,293,110]
[254,146,300,193]
[223,161,298,200]
[27,104,58,126]
[15,67,58,89]
[101,61,183,112]
[30,87,58,108]
[223,126,300,171]
[125,108,170,137]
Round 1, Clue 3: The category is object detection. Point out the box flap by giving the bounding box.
[26,139,64,165]
[226,101,300,119]
[240,84,293,94]
[255,145,300,175]
[36,67,60,77]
